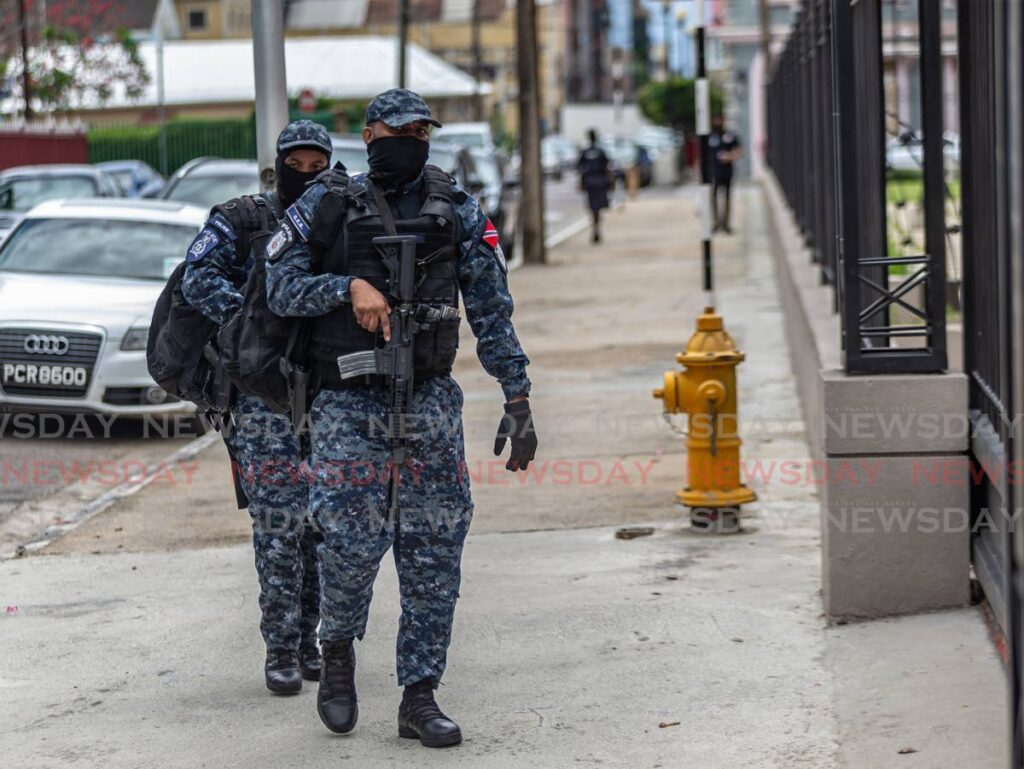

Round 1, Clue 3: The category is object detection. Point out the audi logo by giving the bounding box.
[23,334,71,356]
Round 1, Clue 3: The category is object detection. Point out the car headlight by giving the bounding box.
[120,326,150,351]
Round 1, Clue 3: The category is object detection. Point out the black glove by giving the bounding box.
[493,399,538,471]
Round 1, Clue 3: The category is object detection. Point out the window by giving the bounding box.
[188,9,207,30]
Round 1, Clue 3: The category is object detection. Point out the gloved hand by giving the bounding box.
[493,399,538,471]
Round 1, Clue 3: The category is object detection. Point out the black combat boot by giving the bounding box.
[398,678,462,747]
[317,638,358,733]
[299,639,322,682]
[264,650,302,695]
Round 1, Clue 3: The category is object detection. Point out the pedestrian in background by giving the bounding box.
[180,120,333,696]
[577,129,613,243]
[264,88,538,748]
[709,114,743,234]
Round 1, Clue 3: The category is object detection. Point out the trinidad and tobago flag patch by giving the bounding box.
[482,219,500,249]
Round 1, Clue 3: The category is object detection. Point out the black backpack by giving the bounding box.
[146,195,274,410]
[217,164,351,416]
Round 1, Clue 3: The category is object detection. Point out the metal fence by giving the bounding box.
[767,0,948,374]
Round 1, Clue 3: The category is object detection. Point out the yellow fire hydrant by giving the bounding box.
[653,306,756,532]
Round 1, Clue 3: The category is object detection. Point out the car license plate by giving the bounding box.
[2,362,88,388]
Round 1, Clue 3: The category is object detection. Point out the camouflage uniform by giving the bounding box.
[181,125,329,654]
[264,100,530,685]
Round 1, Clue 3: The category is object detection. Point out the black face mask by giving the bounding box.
[276,155,322,209]
[366,135,429,189]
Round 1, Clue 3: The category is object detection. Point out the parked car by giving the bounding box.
[541,141,564,180]
[601,138,653,187]
[97,160,165,198]
[470,147,520,261]
[434,122,497,152]
[330,134,371,174]
[161,158,259,209]
[885,130,961,173]
[0,164,122,242]
[0,198,207,419]
[542,135,580,171]
[427,141,486,197]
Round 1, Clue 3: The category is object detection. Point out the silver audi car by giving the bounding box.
[0,198,207,418]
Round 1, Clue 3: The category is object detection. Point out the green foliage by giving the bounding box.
[637,77,725,134]
[88,119,257,176]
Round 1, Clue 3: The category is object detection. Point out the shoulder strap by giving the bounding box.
[419,164,458,225]
[368,180,398,236]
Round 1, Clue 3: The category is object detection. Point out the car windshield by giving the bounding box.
[428,147,458,173]
[165,174,258,208]
[472,155,501,188]
[436,132,485,148]
[332,145,370,174]
[0,217,198,280]
[0,175,99,212]
[108,170,137,191]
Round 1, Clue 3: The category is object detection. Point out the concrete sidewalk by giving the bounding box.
[0,186,1008,768]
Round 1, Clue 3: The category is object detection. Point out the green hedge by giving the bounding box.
[88,119,258,176]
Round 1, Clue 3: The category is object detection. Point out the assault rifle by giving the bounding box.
[335,235,459,520]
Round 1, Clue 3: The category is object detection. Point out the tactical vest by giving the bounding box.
[309,165,462,383]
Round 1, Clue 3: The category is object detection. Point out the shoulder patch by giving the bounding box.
[493,243,508,275]
[208,215,237,241]
[482,218,500,250]
[186,228,221,262]
[266,223,294,261]
[286,205,310,241]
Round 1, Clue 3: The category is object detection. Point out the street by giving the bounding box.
[0,175,594,557]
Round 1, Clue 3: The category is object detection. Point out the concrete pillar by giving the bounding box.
[819,370,971,621]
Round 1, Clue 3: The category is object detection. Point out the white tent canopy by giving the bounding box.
[2,35,489,113]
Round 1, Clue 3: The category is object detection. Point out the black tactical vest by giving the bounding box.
[309,165,462,381]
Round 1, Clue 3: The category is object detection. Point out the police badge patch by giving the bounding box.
[266,223,294,260]
[286,205,310,241]
[186,228,220,262]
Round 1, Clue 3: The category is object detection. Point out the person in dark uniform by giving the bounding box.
[264,89,537,747]
[577,129,613,243]
[708,115,743,234]
[181,120,333,696]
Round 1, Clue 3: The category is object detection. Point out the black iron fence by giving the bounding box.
[767,0,948,374]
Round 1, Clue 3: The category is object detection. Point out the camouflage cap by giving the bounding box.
[276,119,333,158]
[364,88,442,129]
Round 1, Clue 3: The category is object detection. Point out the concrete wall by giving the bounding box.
[762,171,971,622]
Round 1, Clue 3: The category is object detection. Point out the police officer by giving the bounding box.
[264,89,537,747]
[577,128,613,243]
[181,120,334,695]
[709,114,743,234]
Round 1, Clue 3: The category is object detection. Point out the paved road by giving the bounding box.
[0,176,591,546]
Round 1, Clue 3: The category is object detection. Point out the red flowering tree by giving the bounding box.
[0,0,149,118]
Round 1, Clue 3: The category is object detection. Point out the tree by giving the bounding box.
[0,0,149,118]
[637,76,725,136]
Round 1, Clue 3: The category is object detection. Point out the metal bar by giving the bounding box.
[917,0,948,369]
[695,0,713,305]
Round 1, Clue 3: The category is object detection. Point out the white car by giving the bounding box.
[0,198,207,419]
[433,122,497,152]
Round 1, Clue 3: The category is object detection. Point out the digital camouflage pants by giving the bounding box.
[227,395,321,653]
[309,375,473,686]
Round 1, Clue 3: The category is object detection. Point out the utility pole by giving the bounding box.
[757,0,772,76]
[155,19,168,176]
[18,0,32,120]
[252,0,289,192]
[695,0,712,305]
[516,0,546,264]
[397,0,410,88]
[471,0,483,120]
